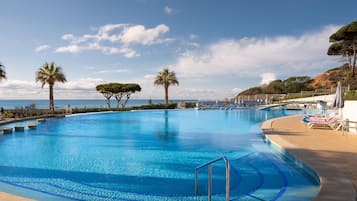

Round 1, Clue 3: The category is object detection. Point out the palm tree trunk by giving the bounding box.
[49,85,54,113]
[164,86,169,106]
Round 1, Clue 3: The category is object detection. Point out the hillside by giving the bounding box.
[309,64,357,90]
[239,64,357,95]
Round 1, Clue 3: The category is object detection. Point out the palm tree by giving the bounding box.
[36,62,66,113]
[0,62,6,80]
[154,68,179,105]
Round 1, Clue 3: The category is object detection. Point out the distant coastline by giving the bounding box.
[0,99,197,109]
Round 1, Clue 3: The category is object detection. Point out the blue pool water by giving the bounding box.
[0,109,320,201]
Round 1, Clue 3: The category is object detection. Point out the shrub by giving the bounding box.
[132,103,177,110]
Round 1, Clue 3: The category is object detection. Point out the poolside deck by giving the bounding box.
[0,192,35,201]
[262,115,357,201]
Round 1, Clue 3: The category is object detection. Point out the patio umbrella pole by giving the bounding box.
[333,81,345,135]
[340,108,344,135]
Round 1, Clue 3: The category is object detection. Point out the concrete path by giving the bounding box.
[0,192,35,201]
[262,115,357,201]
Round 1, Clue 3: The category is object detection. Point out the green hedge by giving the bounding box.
[2,103,179,118]
[131,103,177,110]
[345,91,357,100]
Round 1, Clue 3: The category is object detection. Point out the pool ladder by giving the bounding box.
[195,156,230,201]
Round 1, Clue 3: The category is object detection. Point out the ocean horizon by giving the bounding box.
[0,99,197,109]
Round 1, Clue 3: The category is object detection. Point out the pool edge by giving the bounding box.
[261,115,356,201]
[261,118,321,184]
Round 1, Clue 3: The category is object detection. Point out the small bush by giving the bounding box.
[132,103,177,110]
[182,102,196,108]
[345,91,357,100]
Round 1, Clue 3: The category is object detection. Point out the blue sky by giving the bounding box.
[0,0,356,99]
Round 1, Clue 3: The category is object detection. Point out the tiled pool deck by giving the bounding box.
[262,115,357,201]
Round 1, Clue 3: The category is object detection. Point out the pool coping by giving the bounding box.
[65,110,114,117]
[261,115,356,201]
[0,114,65,126]
[261,128,321,185]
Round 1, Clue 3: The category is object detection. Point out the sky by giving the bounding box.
[0,0,356,100]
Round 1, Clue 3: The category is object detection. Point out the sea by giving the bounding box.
[0,99,197,109]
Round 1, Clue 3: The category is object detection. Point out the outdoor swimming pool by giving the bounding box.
[0,109,320,201]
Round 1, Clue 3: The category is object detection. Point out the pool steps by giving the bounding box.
[27,122,37,129]
[195,156,230,201]
[14,125,25,131]
[0,152,307,201]
[2,127,13,134]
[194,149,317,201]
[0,119,46,134]
[37,118,46,122]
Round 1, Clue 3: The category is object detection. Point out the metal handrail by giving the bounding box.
[195,156,230,201]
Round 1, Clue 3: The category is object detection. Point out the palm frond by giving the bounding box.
[36,62,67,86]
[0,62,7,80]
[154,68,179,87]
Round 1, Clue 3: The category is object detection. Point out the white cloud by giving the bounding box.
[121,74,236,100]
[94,69,129,74]
[119,24,170,45]
[232,87,243,93]
[0,80,38,89]
[164,6,173,15]
[61,34,75,41]
[35,45,50,52]
[56,42,138,58]
[59,78,105,90]
[55,23,171,57]
[187,42,200,48]
[118,47,139,58]
[145,86,235,100]
[260,73,277,85]
[98,24,126,36]
[56,45,81,53]
[173,25,341,78]
[189,34,198,40]
[0,76,237,100]
[144,74,156,79]
[0,78,106,99]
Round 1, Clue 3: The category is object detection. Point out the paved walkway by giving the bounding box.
[262,115,357,201]
[0,192,35,201]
